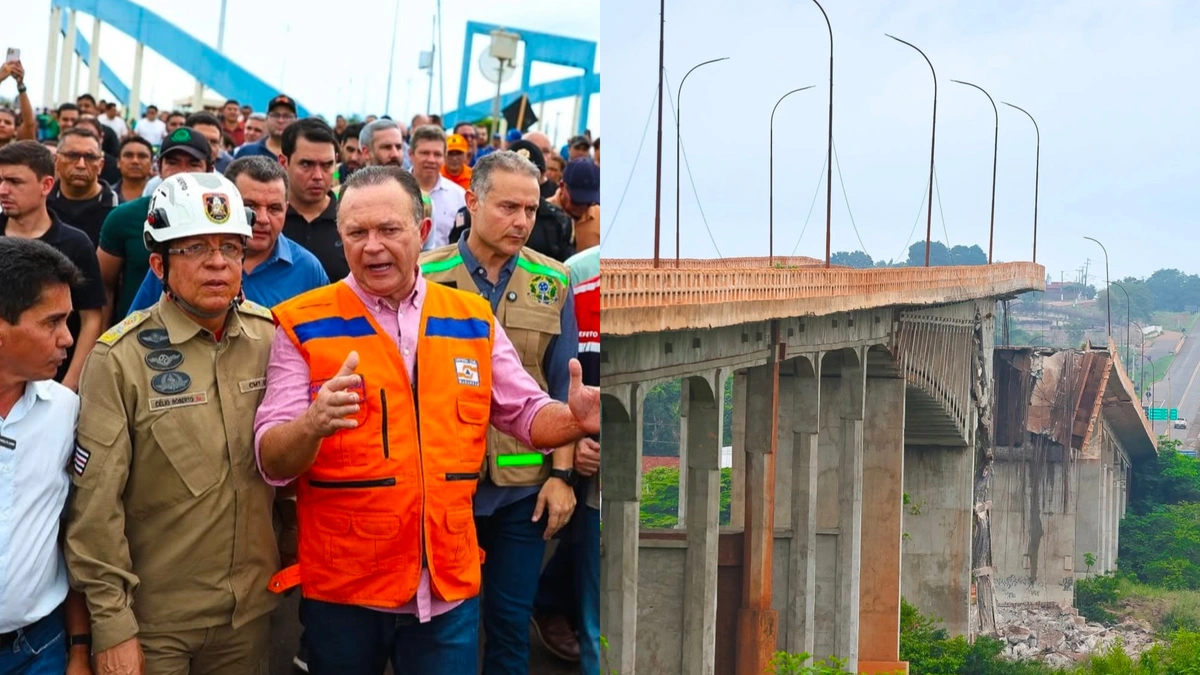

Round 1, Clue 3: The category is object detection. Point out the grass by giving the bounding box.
[1107,576,1200,637]
[1150,312,1198,332]
[1141,353,1175,389]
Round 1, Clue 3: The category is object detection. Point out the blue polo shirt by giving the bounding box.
[233,139,279,160]
[125,234,330,316]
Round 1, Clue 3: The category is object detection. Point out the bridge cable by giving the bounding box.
[898,183,929,263]
[831,137,870,259]
[599,85,660,253]
[788,155,828,258]
[663,72,727,263]
[933,164,951,250]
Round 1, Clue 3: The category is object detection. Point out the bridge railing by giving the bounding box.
[601,260,1045,311]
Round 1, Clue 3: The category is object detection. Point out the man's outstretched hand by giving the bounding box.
[305,351,363,438]
[567,358,599,435]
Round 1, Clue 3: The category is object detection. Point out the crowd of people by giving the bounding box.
[0,55,603,675]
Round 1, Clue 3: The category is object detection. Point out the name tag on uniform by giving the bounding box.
[0,435,15,450]
[239,377,267,393]
[149,392,209,411]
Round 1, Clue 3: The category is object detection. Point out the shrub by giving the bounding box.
[1077,573,1122,624]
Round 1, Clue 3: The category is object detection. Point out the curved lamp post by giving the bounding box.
[675,56,729,268]
[1003,102,1040,262]
[811,0,834,267]
[770,85,815,265]
[1133,320,1146,397]
[1083,237,1111,340]
[887,34,938,267]
[951,79,998,264]
[1111,281,1131,373]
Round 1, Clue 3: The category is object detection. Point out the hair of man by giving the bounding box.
[341,165,424,228]
[470,149,541,202]
[0,238,83,325]
[281,117,338,159]
[224,155,289,192]
[0,140,56,179]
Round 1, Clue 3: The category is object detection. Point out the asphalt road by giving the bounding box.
[267,588,578,675]
[1148,331,1200,447]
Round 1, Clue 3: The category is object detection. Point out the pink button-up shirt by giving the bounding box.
[253,271,554,621]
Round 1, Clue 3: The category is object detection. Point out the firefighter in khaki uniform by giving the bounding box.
[65,173,279,675]
[419,150,580,674]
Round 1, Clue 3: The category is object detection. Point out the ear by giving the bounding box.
[465,189,479,214]
[419,217,433,245]
[40,174,55,197]
[148,252,166,280]
[277,154,287,168]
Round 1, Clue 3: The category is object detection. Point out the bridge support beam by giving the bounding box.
[835,351,866,670]
[681,372,724,675]
[786,353,821,660]
[600,384,642,675]
[45,6,62,108]
[58,9,77,106]
[858,370,909,674]
[88,19,102,99]
[901,444,975,637]
[128,41,144,125]
[735,328,782,675]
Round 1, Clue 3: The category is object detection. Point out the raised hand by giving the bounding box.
[567,358,599,435]
[305,351,363,437]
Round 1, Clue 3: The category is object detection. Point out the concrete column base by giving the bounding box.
[859,660,910,674]
[735,607,779,675]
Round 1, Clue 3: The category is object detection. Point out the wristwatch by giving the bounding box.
[69,634,92,648]
[549,468,579,487]
[16,84,26,94]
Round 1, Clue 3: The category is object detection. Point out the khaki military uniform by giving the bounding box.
[65,298,280,674]
[420,244,568,486]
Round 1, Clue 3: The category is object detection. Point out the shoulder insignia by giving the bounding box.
[98,310,152,346]
[238,300,274,321]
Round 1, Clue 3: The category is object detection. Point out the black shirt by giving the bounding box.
[47,181,120,247]
[283,193,348,282]
[449,199,576,262]
[1,210,107,382]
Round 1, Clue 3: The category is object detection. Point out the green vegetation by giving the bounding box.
[828,242,987,269]
[641,378,733,458]
[639,466,732,529]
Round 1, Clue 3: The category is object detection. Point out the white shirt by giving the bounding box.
[135,117,167,146]
[423,174,467,251]
[99,115,129,138]
[0,380,79,632]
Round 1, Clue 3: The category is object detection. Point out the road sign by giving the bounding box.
[1146,407,1179,421]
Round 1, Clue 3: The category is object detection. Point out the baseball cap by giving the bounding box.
[268,94,297,114]
[563,159,599,204]
[446,134,469,154]
[568,135,592,150]
[159,127,211,163]
[505,129,523,143]
[506,140,546,174]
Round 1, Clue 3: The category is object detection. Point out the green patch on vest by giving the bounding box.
[421,254,464,275]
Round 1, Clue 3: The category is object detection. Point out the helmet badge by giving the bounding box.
[203,193,230,224]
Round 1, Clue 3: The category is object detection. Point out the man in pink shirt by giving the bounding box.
[252,165,599,675]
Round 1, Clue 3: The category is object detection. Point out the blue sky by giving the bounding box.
[599,0,1200,282]
[5,0,599,147]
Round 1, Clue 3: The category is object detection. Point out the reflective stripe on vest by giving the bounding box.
[270,279,494,607]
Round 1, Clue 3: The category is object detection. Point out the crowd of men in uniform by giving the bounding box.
[1,59,604,675]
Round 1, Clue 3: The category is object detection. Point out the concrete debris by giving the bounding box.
[994,603,1159,663]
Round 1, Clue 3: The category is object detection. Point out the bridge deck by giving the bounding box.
[601,259,1045,335]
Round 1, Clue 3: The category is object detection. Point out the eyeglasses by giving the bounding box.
[59,151,103,163]
[268,112,296,122]
[167,242,245,261]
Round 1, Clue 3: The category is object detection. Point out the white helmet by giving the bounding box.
[143,172,254,250]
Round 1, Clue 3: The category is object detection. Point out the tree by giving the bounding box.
[642,380,681,457]
[948,244,987,266]
[831,250,874,268]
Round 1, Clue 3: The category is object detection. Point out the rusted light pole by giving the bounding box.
[770,85,815,265]
[810,0,834,267]
[652,0,665,268]
[1111,281,1131,373]
[1003,102,1040,263]
[951,79,998,264]
[1084,237,1111,340]
[676,56,729,268]
[887,34,937,267]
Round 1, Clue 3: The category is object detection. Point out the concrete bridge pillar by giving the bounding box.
[786,353,820,661]
[58,9,76,106]
[600,383,642,675]
[858,349,908,674]
[1074,458,1104,581]
[44,6,62,108]
[681,371,725,675]
[735,329,782,675]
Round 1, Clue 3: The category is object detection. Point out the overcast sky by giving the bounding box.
[6,0,599,146]
[599,0,1200,282]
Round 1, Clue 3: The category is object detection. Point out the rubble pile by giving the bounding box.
[993,603,1158,668]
